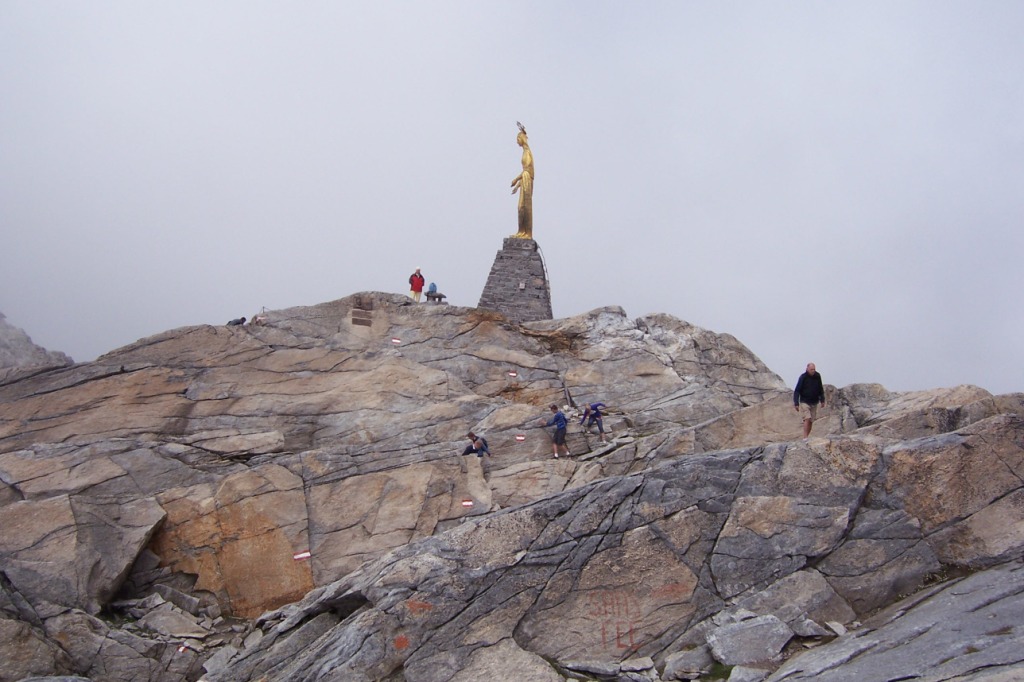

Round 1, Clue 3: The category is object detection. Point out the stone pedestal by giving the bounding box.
[477,238,552,324]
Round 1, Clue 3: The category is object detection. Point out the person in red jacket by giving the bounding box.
[408,268,425,302]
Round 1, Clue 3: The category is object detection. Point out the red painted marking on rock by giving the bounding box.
[406,599,434,615]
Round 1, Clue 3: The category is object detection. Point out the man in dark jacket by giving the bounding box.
[461,432,490,458]
[794,362,825,438]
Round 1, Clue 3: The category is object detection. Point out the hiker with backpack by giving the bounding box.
[461,432,490,458]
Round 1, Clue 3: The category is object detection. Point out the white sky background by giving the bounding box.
[2,2,1022,394]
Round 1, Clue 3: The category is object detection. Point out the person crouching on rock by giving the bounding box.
[580,401,607,443]
[461,432,490,458]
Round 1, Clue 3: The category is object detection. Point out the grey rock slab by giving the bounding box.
[150,581,200,614]
[137,603,211,639]
[205,612,340,682]
[729,666,770,682]
[706,614,794,666]
[711,495,850,599]
[622,655,656,672]
[819,528,940,614]
[767,561,1024,681]
[242,627,264,650]
[451,639,565,681]
[202,644,239,675]
[930,487,1024,569]
[0,616,72,681]
[663,645,713,680]
[873,415,1024,539]
[728,569,856,634]
[562,659,621,676]
[42,609,169,682]
[620,673,660,682]
[0,495,85,616]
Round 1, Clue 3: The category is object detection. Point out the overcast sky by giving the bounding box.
[2,2,1022,394]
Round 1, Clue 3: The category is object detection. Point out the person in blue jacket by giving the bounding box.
[580,402,607,443]
[540,404,569,458]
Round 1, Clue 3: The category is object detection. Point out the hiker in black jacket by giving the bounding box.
[793,362,825,438]
[461,432,490,458]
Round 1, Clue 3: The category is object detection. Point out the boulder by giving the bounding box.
[727,569,855,637]
[663,645,713,680]
[705,613,794,666]
[0,492,164,616]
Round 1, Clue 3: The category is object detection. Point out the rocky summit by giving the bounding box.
[1,292,1022,682]
[0,312,72,383]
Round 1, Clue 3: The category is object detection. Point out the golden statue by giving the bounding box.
[510,121,534,239]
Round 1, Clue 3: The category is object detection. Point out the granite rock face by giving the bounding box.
[205,414,1024,682]
[1,292,1022,682]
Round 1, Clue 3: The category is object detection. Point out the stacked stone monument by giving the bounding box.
[477,122,553,324]
[477,237,552,323]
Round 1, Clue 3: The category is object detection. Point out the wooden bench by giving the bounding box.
[425,291,447,304]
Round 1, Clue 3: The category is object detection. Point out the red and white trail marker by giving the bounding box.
[461,499,474,508]
[507,370,518,377]
[391,338,402,344]
[293,550,312,561]
[515,434,526,442]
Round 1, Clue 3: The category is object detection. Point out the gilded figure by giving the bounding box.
[511,121,534,239]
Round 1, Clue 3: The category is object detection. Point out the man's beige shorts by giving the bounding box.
[799,403,819,421]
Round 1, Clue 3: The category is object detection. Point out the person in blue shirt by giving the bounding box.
[540,404,569,458]
[580,402,607,443]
